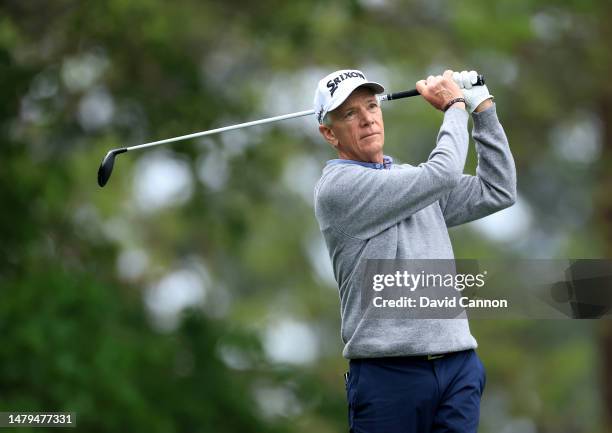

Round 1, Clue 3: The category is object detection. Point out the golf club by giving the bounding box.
[97,75,485,187]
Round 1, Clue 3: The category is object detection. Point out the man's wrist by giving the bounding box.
[450,102,466,111]
[443,97,466,112]
[474,98,493,113]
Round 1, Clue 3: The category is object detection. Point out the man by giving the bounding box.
[313,69,516,433]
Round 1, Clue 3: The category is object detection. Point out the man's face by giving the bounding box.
[319,87,385,162]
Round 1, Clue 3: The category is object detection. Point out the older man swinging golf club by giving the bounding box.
[313,69,516,433]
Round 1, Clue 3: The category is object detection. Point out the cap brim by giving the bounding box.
[326,81,385,113]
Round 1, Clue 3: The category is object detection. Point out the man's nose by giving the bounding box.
[359,108,375,125]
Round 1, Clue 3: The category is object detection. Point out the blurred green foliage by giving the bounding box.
[1,1,611,432]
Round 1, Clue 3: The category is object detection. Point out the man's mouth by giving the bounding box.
[361,132,380,140]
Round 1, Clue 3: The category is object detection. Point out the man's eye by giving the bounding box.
[369,103,379,110]
[345,111,355,119]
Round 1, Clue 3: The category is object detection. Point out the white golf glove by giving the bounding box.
[452,70,493,114]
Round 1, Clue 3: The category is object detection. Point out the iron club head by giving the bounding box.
[97,148,127,187]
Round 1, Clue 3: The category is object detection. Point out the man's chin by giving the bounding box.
[360,138,384,153]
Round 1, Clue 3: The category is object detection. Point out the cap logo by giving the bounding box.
[326,71,366,97]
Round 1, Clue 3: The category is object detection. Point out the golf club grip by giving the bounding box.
[385,89,419,100]
[384,74,486,101]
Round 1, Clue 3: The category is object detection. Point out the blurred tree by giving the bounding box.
[592,1,612,428]
[0,266,291,433]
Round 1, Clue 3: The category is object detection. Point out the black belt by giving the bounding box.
[351,353,451,365]
[418,354,446,361]
[345,353,449,385]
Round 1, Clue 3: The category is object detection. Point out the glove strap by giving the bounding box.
[443,97,466,112]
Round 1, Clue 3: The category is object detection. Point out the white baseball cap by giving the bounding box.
[313,69,385,124]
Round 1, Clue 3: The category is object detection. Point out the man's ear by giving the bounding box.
[319,124,339,149]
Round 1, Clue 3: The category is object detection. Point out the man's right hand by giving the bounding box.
[416,70,465,112]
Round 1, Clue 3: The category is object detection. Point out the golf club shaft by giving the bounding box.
[126,76,484,152]
[123,86,441,153]
[127,109,315,152]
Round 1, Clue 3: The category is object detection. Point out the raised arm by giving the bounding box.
[439,103,517,227]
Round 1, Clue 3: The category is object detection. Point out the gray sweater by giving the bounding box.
[313,104,516,359]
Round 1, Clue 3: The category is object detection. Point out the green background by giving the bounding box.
[1,0,611,432]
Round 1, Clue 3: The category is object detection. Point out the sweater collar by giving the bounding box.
[326,155,394,170]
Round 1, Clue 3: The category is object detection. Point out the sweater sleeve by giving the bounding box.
[315,107,470,240]
[438,103,517,228]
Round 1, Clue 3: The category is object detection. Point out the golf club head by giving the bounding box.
[97,148,127,187]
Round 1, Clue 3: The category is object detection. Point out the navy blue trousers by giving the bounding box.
[345,349,486,433]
